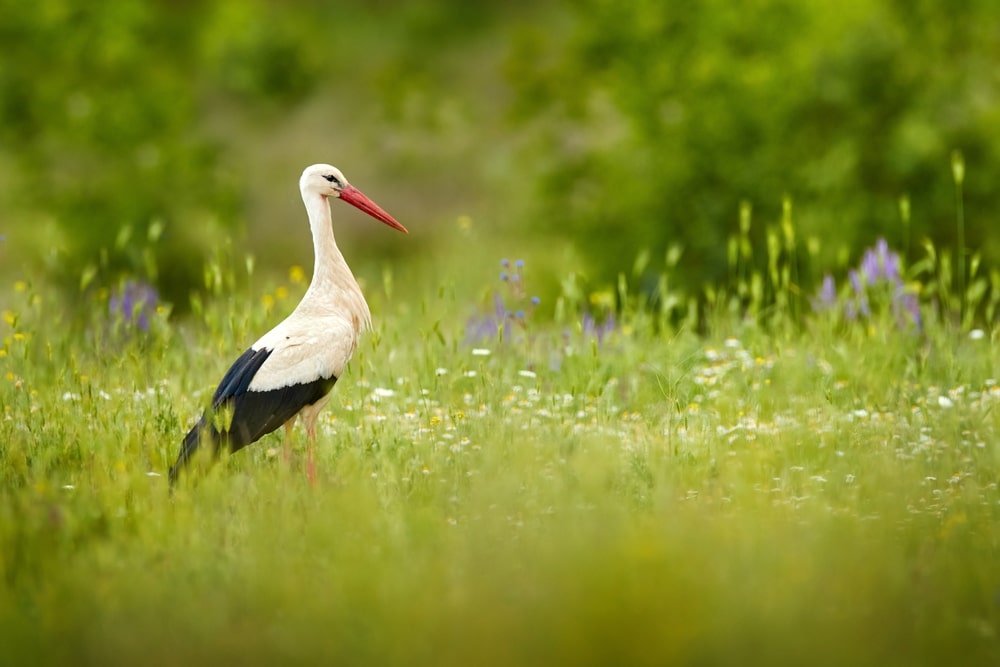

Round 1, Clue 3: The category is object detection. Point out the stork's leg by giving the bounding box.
[282,419,295,463]
[305,421,317,485]
[298,399,328,486]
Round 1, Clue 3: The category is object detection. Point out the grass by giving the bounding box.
[1,255,999,666]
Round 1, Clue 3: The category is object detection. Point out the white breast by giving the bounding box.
[247,311,361,392]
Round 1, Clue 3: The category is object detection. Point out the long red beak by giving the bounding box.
[338,184,408,234]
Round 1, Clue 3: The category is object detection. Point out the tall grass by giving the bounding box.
[1,232,998,666]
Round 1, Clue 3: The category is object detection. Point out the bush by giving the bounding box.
[507,0,1000,296]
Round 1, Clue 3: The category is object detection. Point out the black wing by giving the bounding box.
[169,347,336,483]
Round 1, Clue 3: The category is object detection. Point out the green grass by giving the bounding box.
[1,265,999,666]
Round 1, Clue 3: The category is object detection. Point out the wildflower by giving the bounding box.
[812,238,920,328]
[109,280,159,331]
[812,275,837,311]
[465,259,540,344]
[581,311,617,345]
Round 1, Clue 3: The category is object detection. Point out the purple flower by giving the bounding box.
[812,274,837,311]
[860,250,880,284]
[110,280,159,331]
[846,270,871,317]
[878,239,900,282]
[811,238,919,329]
[465,259,539,345]
[581,311,617,346]
[849,269,864,293]
[859,238,902,284]
[894,289,922,329]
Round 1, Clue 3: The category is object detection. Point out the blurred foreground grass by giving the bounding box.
[1,261,998,666]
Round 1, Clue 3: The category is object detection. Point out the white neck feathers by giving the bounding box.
[298,193,372,331]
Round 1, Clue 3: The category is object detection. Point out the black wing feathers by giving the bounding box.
[212,347,271,406]
[169,346,337,484]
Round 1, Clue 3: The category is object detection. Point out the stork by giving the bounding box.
[169,164,407,485]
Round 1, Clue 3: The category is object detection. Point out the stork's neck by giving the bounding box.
[300,193,371,327]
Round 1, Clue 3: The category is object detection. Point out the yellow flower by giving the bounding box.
[275,286,289,300]
[2,310,15,326]
[13,281,27,292]
[261,294,275,309]
[289,265,306,285]
[589,289,615,310]
[12,333,26,341]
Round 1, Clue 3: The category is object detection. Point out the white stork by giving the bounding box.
[169,164,407,484]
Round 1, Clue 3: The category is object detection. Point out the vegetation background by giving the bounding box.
[2,0,999,304]
[2,1,999,665]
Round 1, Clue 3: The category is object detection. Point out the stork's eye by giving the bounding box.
[323,174,341,185]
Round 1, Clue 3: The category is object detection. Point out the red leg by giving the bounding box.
[282,420,295,463]
[306,423,317,486]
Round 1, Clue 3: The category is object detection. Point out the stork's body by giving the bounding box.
[169,164,407,484]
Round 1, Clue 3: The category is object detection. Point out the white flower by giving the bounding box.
[938,395,954,408]
[472,348,491,356]
[518,370,537,378]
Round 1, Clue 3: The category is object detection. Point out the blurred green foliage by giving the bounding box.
[0,0,525,304]
[0,0,316,302]
[2,0,999,316]
[507,0,1000,293]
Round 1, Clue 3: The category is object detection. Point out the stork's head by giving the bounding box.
[300,163,408,233]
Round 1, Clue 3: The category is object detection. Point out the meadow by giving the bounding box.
[3,2,999,664]
[1,239,998,666]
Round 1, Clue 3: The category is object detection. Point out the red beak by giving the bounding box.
[338,184,408,234]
